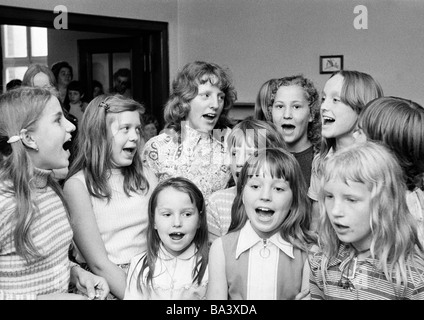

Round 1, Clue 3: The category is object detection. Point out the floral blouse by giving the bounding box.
[141,125,231,198]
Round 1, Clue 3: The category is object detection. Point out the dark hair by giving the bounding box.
[6,79,22,91]
[113,68,131,80]
[51,61,73,81]
[358,96,424,190]
[229,147,316,250]
[67,80,85,96]
[142,113,159,128]
[134,177,209,294]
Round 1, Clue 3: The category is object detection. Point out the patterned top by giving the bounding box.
[141,125,231,198]
[0,168,73,300]
[124,243,208,300]
[206,186,236,243]
[309,243,424,300]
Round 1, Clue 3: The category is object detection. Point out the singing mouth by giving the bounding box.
[203,113,217,121]
[322,115,335,125]
[169,232,185,240]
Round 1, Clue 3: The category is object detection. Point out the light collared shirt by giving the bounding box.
[142,124,231,198]
[235,221,295,300]
[124,243,208,300]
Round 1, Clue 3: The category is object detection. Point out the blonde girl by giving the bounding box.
[0,87,108,299]
[310,141,424,299]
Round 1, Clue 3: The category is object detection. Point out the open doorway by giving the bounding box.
[0,5,169,129]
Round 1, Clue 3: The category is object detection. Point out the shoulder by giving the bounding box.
[143,166,158,186]
[208,187,236,202]
[63,171,87,193]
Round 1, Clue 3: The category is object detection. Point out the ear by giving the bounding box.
[20,129,39,151]
[308,111,313,123]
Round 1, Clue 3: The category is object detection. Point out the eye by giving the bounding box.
[324,194,333,200]
[333,98,341,103]
[273,104,284,109]
[293,104,301,109]
[347,198,357,203]
[274,187,285,192]
[183,211,193,217]
[249,184,259,190]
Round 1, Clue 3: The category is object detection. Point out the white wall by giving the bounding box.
[177,0,424,117]
[2,0,424,118]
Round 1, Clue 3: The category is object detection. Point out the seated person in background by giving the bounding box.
[142,113,160,143]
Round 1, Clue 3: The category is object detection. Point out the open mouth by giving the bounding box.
[281,124,295,134]
[203,113,217,121]
[63,140,72,151]
[169,232,185,240]
[255,207,275,219]
[322,115,335,125]
[123,147,136,155]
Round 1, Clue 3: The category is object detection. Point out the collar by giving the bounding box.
[158,243,197,261]
[182,124,210,144]
[327,243,373,271]
[235,221,295,259]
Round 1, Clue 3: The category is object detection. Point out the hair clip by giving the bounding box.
[6,129,27,144]
[99,101,110,112]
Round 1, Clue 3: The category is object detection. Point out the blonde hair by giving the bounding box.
[0,87,65,261]
[66,94,150,200]
[318,141,424,297]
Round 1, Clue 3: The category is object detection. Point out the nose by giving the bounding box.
[283,106,293,119]
[129,128,139,142]
[173,214,182,228]
[210,94,219,110]
[321,97,329,112]
[65,117,76,133]
[235,152,246,168]
[260,185,272,202]
[329,199,344,218]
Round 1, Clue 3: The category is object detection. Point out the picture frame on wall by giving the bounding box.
[320,55,343,74]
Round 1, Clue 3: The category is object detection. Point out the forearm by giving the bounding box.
[89,261,127,299]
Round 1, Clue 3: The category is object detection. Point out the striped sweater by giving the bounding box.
[0,168,73,300]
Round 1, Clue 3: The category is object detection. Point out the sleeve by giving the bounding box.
[308,248,325,300]
[141,137,161,177]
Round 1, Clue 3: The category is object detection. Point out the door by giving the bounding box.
[78,36,162,128]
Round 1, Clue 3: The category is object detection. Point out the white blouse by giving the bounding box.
[124,243,208,300]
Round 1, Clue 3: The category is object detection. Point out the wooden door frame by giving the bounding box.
[0,5,169,128]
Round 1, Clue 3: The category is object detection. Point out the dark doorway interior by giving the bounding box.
[0,5,169,129]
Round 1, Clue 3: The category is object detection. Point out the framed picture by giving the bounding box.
[320,55,343,74]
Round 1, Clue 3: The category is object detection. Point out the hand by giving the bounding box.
[294,289,310,300]
[72,266,110,300]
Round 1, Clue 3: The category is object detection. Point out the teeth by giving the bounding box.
[323,116,334,121]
